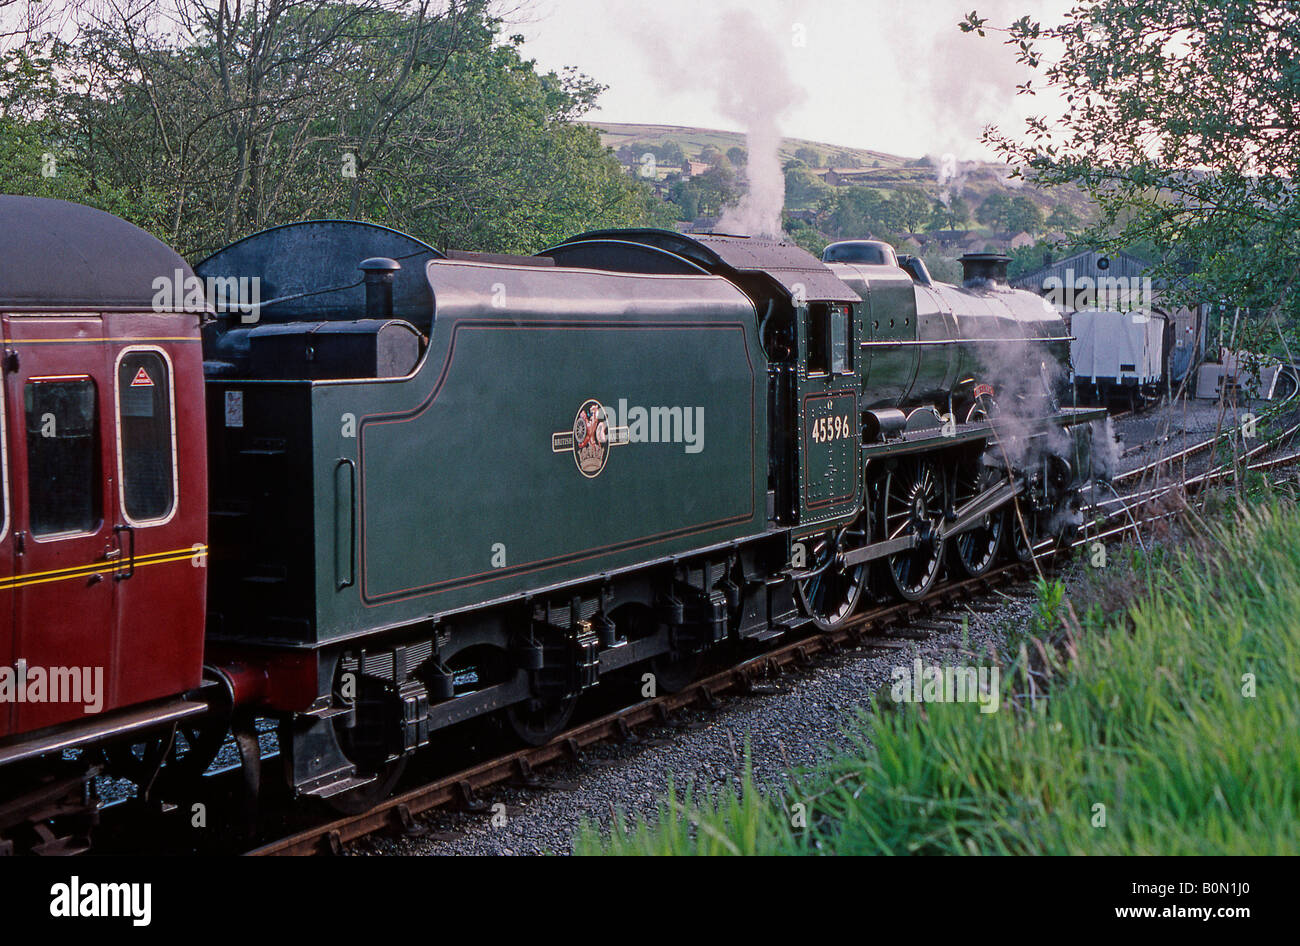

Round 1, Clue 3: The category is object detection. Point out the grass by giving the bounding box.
[575,495,1300,855]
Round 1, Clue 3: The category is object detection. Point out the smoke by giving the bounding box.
[1087,417,1121,482]
[927,1,1063,156]
[712,10,802,238]
[631,7,805,238]
[967,289,1072,473]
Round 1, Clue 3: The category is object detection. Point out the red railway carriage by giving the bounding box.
[0,196,208,766]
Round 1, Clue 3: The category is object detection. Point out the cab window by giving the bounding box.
[830,306,852,374]
[808,305,829,375]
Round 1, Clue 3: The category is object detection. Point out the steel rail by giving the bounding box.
[246,563,1036,856]
[244,408,1300,856]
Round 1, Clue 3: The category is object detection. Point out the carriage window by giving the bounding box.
[830,306,852,374]
[117,351,176,522]
[26,378,100,536]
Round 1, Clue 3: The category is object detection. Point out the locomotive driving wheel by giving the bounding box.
[949,458,1004,578]
[881,458,947,600]
[795,528,867,630]
[1008,501,1043,562]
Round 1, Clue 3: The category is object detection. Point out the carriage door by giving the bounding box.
[798,302,860,527]
[0,347,12,738]
[103,313,202,707]
[3,315,119,732]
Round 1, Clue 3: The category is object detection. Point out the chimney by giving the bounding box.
[958,252,1011,287]
[359,257,401,320]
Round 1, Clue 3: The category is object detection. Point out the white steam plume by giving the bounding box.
[632,7,805,239]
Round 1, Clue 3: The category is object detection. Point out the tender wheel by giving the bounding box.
[949,458,1005,578]
[647,648,701,694]
[882,458,947,600]
[504,694,579,746]
[323,670,414,813]
[795,530,867,630]
[611,604,703,696]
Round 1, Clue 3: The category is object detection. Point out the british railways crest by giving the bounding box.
[551,399,628,478]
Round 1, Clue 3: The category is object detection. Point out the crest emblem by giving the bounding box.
[551,399,629,478]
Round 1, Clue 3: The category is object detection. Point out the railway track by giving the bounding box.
[245,414,1300,856]
[247,562,1037,856]
[76,399,1300,857]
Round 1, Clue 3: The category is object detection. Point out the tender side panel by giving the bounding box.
[260,264,766,644]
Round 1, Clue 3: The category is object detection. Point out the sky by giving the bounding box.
[509,0,1072,161]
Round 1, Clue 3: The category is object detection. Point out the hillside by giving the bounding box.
[588,121,911,170]
[586,120,1096,227]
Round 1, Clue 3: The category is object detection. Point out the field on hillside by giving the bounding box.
[587,121,1095,222]
[588,121,912,169]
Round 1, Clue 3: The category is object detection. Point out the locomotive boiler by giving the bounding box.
[821,239,1070,414]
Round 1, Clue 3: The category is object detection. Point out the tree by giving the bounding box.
[667,180,700,221]
[964,1,1300,328]
[1046,203,1079,231]
[726,145,747,166]
[929,195,970,231]
[976,192,1011,230]
[887,185,931,233]
[794,146,823,168]
[784,166,830,208]
[2,1,673,256]
[825,186,888,239]
[658,140,686,167]
[1008,242,1054,278]
[789,226,827,257]
[1005,195,1045,235]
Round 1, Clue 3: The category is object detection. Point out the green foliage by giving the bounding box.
[668,164,740,221]
[976,191,1044,234]
[888,185,931,233]
[0,1,671,257]
[788,225,828,257]
[793,146,823,168]
[783,166,832,209]
[1046,203,1079,232]
[968,1,1300,345]
[1006,241,1057,278]
[928,194,970,231]
[581,495,1300,855]
[1032,576,1065,634]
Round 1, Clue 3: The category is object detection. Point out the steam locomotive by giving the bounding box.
[0,196,1104,848]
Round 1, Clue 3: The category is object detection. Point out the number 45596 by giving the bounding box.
[811,414,851,443]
